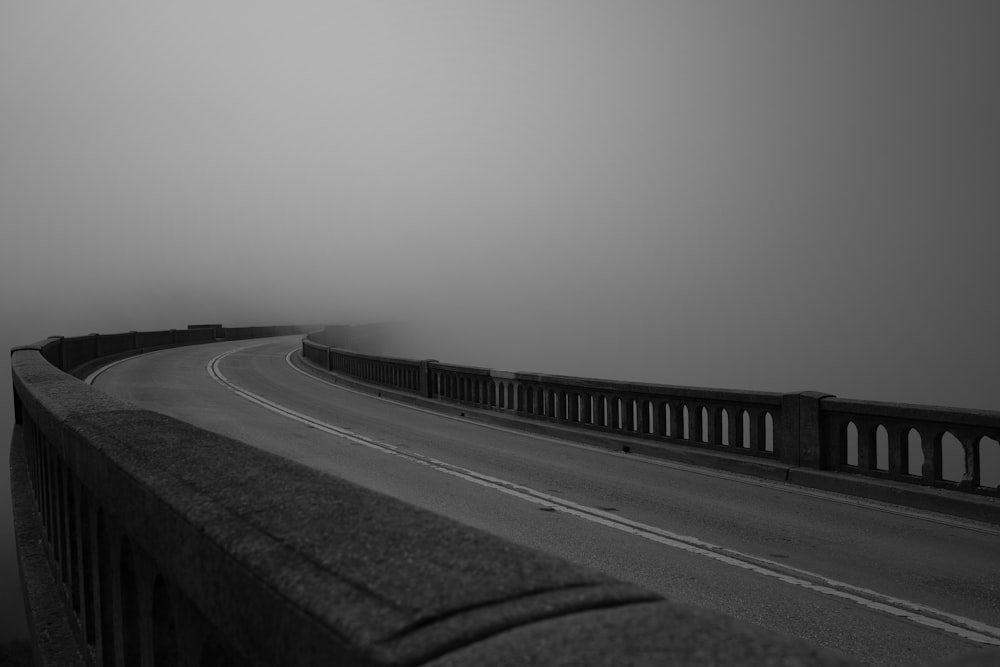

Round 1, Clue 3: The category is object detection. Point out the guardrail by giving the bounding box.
[10,327,877,667]
[303,334,1000,497]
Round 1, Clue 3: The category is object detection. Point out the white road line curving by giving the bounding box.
[207,346,1000,647]
[84,353,152,385]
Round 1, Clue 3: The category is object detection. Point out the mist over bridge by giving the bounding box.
[9,323,1000,666]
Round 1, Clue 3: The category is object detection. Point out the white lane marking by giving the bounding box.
[84,338,293,386]
[84,354,153,385]
[283,348,1000,539]
[210,347,1000,647]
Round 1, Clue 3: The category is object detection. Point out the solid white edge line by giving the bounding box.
[209,346,1000,647]
[84,353,152,385]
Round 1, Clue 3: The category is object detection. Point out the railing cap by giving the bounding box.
[820,396,1000,428]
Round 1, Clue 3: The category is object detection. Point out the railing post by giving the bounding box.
[419,361,435,398]
[779,392,834,467]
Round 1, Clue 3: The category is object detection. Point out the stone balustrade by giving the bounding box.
[303,332,1000,497]
[10,324,999,667]
[820,398,1000,490]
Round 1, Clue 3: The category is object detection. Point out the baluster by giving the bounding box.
[820,415,843,470]
[54,460,63,568]
[592,395,603,426]
[857,420,877,472]
[636,399,649,434]
[669,403,684,440]
[706,405,722,445]
[581,394,593,425]
[653,401,667,437]
[917,426,942,483]
[726,407,746,447]
[887,423,907,477]
[755,409,771,452]
[67,478,80,612]
[687,405,701,442]
[956,430,981,490]
[610,397,621,431]
[622,397,634,432]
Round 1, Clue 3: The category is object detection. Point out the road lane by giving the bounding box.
[92,338,1000,666]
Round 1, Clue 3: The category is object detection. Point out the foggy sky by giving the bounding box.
[1,0,999,640]
[3,2,997,408]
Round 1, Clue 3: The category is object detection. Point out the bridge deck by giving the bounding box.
[87,337,1000,666]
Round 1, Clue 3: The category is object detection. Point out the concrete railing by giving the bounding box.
[302,334,1000,498]
[11,325,875,666]
[820,399,1000,491]
[10,324,999,666]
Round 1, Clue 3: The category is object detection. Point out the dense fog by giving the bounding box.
[2,1,999,642]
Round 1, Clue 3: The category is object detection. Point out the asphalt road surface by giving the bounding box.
[91,337,1000,666]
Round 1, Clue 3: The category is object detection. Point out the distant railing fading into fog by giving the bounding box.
[302,334,1000,497]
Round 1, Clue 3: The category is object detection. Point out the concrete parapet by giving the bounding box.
[303,331,1000,501]
[424,600,859,667]
[10,324,1000,666]
[11,334,868,667]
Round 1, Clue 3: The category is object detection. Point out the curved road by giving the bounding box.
[91,337,1000,666]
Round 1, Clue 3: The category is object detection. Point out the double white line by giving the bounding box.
[207,347,1000,648]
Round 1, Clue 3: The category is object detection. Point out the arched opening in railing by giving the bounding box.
[845,421,859,466]
[658,402,670,437]
[875,424,889,471]
[907,428,923,476]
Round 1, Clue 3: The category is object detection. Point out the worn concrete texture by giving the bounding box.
[424,600,858,667]
[8,428,85,667]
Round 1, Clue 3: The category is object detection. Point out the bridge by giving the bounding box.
[9,324,1000,666]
